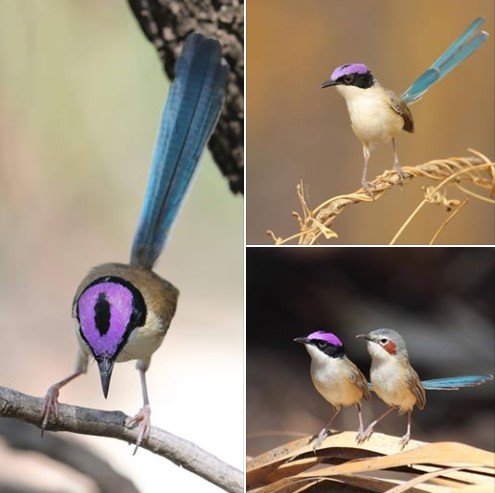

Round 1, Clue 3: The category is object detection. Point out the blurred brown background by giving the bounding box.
[0,1,243,491]
[246,0,494,244]
[247,247,495,457]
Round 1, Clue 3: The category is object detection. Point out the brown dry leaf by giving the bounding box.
[456,486,495,493]
[247,432,495,492]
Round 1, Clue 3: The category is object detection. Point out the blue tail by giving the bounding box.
[421,374,494,390]
[367,374,493,391]
[401,17,488,105]
[130,33,229,270]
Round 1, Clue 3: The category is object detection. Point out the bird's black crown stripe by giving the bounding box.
[94,292,111,335]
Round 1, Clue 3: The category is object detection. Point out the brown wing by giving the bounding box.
[407,367,426,410]
[349,359,372,401]
[386,89,414,133]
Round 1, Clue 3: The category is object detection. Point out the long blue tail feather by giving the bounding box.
[421,374,494,390]
[367,374,493,391]
[401,17,488,105]
[131,33,229,270]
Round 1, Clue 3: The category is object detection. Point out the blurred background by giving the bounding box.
[0,1,243,491]
[247,247,495,456]
[246,0,494,244]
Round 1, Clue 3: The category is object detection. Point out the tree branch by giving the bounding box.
[0,386,243,493]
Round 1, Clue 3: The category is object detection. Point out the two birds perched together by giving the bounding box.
[295,328,493,450]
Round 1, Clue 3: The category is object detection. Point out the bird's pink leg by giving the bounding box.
[356,407,394,444]
[399,410,412,449]
[41,370,85,435]
[361,144,373,193]
[392,138,405,184]
[356,402,365,436]
[311,407,340,451]
[126,361,152,454]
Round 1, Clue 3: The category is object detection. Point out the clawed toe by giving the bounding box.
[356,426,374,445]
[41,386,60,436]
[126,405,151,453]
[307,433,318,445]
[309,428,328,452]
[399,433,410,450]
[393,165,406,187]
[361,181,374,196]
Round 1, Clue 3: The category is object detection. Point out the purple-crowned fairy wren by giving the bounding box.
[294,331,370,450]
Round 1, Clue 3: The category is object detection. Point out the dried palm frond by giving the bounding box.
[247,432,495,492]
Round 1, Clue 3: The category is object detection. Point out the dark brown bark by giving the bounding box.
[128,0,244,194]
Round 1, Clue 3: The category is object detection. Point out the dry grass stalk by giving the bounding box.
[266,150,495,245]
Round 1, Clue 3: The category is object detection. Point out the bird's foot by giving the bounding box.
[356,424,374,444]
[361,180,374,196]
[399,431,411,450]
[41,385,60,436]
[126,404,151,454]
[310,427,328,452]
[393,163,406,187]
[307,433,318,445]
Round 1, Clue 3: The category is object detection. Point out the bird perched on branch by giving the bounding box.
[356,328,493,449]
[321,17,489,192]
[41,32,229,451]
[294,331,370,450]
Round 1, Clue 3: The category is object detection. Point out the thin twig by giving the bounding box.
[0,386,243,493]
[429,198,469,245]
[390,160,491,244]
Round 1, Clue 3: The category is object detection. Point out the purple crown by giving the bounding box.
[331,63,369,81]
[307,330,343,346]
[77,280,137,359]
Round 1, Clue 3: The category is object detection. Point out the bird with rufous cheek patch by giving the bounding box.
[356,328,495,449]
[383,340,397,355]
[356,328,425,449]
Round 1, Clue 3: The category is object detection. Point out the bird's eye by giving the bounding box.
[380,338,389,345]
[343,74,354,84]
[316,341,327,349]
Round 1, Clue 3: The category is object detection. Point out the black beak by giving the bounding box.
[97,357,114,398]
[356,334,372,342]
[320,78,337,89]
[293,337,309,344]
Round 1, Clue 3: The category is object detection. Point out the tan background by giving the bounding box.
[0,1,243,491]
[246,0,494,244]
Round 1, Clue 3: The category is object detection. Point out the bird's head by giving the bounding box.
[356,328,408,361]
[321,63,375,98]
[294,330,346,361]
[74,276,147,397]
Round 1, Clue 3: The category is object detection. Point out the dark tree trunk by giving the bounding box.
[128,0,244,194]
